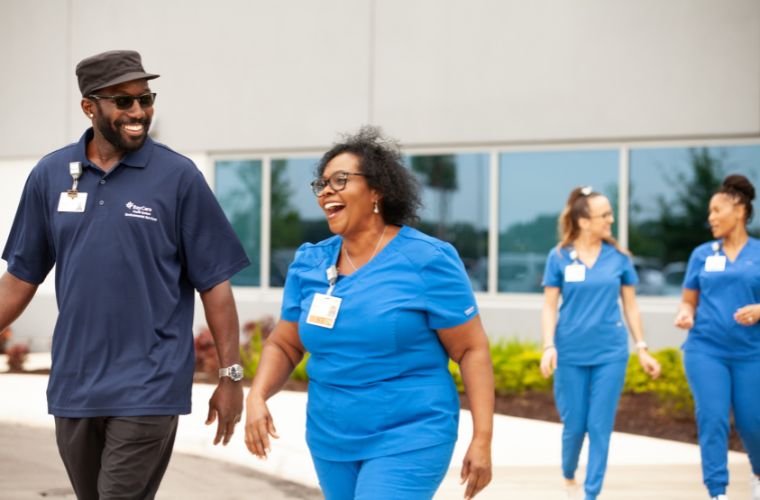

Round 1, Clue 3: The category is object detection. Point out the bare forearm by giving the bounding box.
[678,301,695,315]
[459,347,495,441]
[541,306,557,348]
[250,341,303,401]
[200,281,241,366]
[623,303,645,343]
[0,272,38,331]
[541,288,560,349]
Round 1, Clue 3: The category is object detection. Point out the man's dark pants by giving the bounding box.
[55,415,178,500]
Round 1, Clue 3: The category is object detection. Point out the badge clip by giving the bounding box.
[325,265,338,296]
[68,161,82,198]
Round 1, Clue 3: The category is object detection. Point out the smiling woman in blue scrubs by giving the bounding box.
[674,174,760,500]
[540,186,661,500]
[243,126,495,500]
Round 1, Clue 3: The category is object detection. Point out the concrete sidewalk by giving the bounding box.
[0,362,753,499]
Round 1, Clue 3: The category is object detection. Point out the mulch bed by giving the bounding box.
[462,390,745,452]
[7,369,746,452]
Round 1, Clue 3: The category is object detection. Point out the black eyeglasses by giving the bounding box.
[88,92,157,110]
[311,171,369,196]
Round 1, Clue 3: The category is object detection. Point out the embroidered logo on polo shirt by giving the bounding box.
[124,201,158,222]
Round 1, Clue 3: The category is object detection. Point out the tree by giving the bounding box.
[629,148,723,265]
[411,155,458,240]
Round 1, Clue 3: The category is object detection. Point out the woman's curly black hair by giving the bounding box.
[316,125,421,226]
[717,173,756,223]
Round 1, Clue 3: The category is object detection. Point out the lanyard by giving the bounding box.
[325,265,338,296]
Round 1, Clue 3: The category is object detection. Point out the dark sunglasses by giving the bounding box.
[310,171,369,196]
[88,92,157,110]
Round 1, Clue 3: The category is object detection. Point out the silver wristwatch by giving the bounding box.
[219,363,244,382]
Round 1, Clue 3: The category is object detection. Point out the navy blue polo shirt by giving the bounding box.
[2,129,250,417]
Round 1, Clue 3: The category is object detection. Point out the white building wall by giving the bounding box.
[1,0,759,349]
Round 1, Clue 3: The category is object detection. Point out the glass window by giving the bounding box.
[499,150,619,293]
[215,160,262,286]
[270,158,332,287]
[409,153,490,291]
[629,145,760,296]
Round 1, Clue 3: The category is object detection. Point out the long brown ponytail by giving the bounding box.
[556,186,629,255]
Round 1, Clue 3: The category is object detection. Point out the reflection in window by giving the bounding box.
[499,150,619,293]
[270,158,332,286]
[215,160,262,286]
[410,154,489,291]
[629,146,760,296]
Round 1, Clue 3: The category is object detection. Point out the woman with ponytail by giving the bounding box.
[540,186,661,500]
[674,174,760,500]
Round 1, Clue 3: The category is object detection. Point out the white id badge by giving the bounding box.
[564,264,586,282]
[306,293,342,329]
[705,255,727,272]
[57,192,88,213]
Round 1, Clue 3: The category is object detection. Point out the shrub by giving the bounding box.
[193,316,695,421]
[624,348,694,418]
[194,328,219,375]
[490,341,552,395]
[451,340,552,396]
[239,317,275,379]
[5,343,29,372]
[291,354,310,382]
[0,327,11,354]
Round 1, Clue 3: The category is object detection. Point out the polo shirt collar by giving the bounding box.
[76,127,155,170]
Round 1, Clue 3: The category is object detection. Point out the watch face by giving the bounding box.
[230,364,243,381]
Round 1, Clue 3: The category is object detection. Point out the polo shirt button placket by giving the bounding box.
[98,200,104,206]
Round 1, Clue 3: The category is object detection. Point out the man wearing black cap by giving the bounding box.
[0,50,250,499]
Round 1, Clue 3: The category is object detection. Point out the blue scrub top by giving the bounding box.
[281,226,478,461]
[2,129,250,417]
[682,238,760,359]
[542,243,638,366]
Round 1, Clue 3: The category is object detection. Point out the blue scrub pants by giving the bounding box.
[684,351,760,498]
[554,360,627,500]
[310,441,455,500]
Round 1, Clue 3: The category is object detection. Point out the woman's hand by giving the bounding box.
[637,349,661,379]
[460,437,492,500]
[673,309,694,330]
[540,346,557,378]
[244,392,279,459]
[734,304,760,326]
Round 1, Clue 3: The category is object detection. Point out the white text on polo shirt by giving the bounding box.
[124,201,158,222]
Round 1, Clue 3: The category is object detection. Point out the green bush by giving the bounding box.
[291,354,310,381]
[239,317,310,382]
[239,317,275,379]
[488,341,552,395]
[454,340,693,419]
[234,318,694,419]
[623,348,694,417]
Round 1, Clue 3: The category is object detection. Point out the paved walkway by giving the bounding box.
[0,360,754,499]
[0,425,322,500]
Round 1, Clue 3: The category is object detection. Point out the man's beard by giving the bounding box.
[95,113,151,153]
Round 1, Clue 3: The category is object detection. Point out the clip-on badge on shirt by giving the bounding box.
[306,293,342,329]
[564,263,586,282]
[704,255,726,272]
[58,161,87,213]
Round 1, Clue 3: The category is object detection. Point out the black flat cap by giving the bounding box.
[76,50,159,96]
